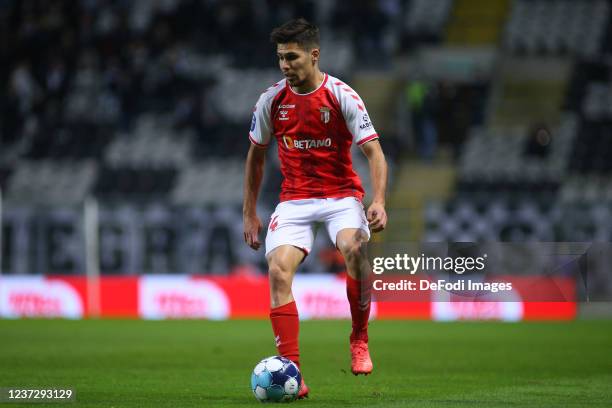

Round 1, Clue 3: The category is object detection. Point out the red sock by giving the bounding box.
[269,301,300,369]
[346,275,371,343]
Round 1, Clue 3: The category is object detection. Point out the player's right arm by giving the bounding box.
[243,85,276,250]
[243,143,266,250]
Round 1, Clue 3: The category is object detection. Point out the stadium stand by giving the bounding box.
[504,0,610,57]
[1,0,611,276]
[403,0,454,44]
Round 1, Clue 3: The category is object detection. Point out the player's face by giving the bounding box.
[277,42,318,88]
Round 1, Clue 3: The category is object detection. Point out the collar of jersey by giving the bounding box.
[287,73,328,96]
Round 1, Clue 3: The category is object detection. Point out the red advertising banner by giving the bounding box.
[0,275,576,320]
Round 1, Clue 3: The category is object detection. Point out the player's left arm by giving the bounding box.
[360,139,387,232]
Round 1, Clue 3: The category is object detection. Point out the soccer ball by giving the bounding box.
[250,356,301,402]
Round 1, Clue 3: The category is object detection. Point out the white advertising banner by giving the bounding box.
[432,301,524,322]
[0,277,84,319]
[139,276,230,320]
[292,275,377,320]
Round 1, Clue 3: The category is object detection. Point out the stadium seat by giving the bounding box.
[504,0,610,57]
[5,160,98,205]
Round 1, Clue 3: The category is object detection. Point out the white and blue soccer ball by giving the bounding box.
[250,356,301,402]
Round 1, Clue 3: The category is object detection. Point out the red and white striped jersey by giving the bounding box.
[249,73,378,202]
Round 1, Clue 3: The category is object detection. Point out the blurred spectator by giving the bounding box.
[10,61,42,116]
[524,124,552,158]
[352,0,389,67]
[0,0,416,153]
[436,81,472,159]
[405,78,438,160]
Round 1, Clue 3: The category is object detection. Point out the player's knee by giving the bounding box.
[268,262,293,294]
[337,230,368,263]
[339,241,366,266]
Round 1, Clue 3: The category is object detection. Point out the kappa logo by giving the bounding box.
[359,113,372,130]
[269,215,280,231]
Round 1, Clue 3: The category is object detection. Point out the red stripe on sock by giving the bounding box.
[346,275,371,342]
[269,301,300,368]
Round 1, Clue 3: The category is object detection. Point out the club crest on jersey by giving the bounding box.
[319,107,331,124]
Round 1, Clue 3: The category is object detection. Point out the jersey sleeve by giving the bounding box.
[248,92,273,147]
[338,87,379,146]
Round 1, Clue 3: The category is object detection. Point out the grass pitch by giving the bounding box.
[1,319,611,407]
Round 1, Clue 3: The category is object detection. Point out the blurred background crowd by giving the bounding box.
[0,0,611,285]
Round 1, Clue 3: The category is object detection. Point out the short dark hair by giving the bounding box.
[270,18,320,50]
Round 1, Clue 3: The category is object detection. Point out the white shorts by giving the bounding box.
[265,197,370,257]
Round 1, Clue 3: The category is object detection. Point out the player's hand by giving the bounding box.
[367,202,387,233]
[243,214,263,250]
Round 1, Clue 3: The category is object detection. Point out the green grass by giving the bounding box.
[0,320,611,407]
